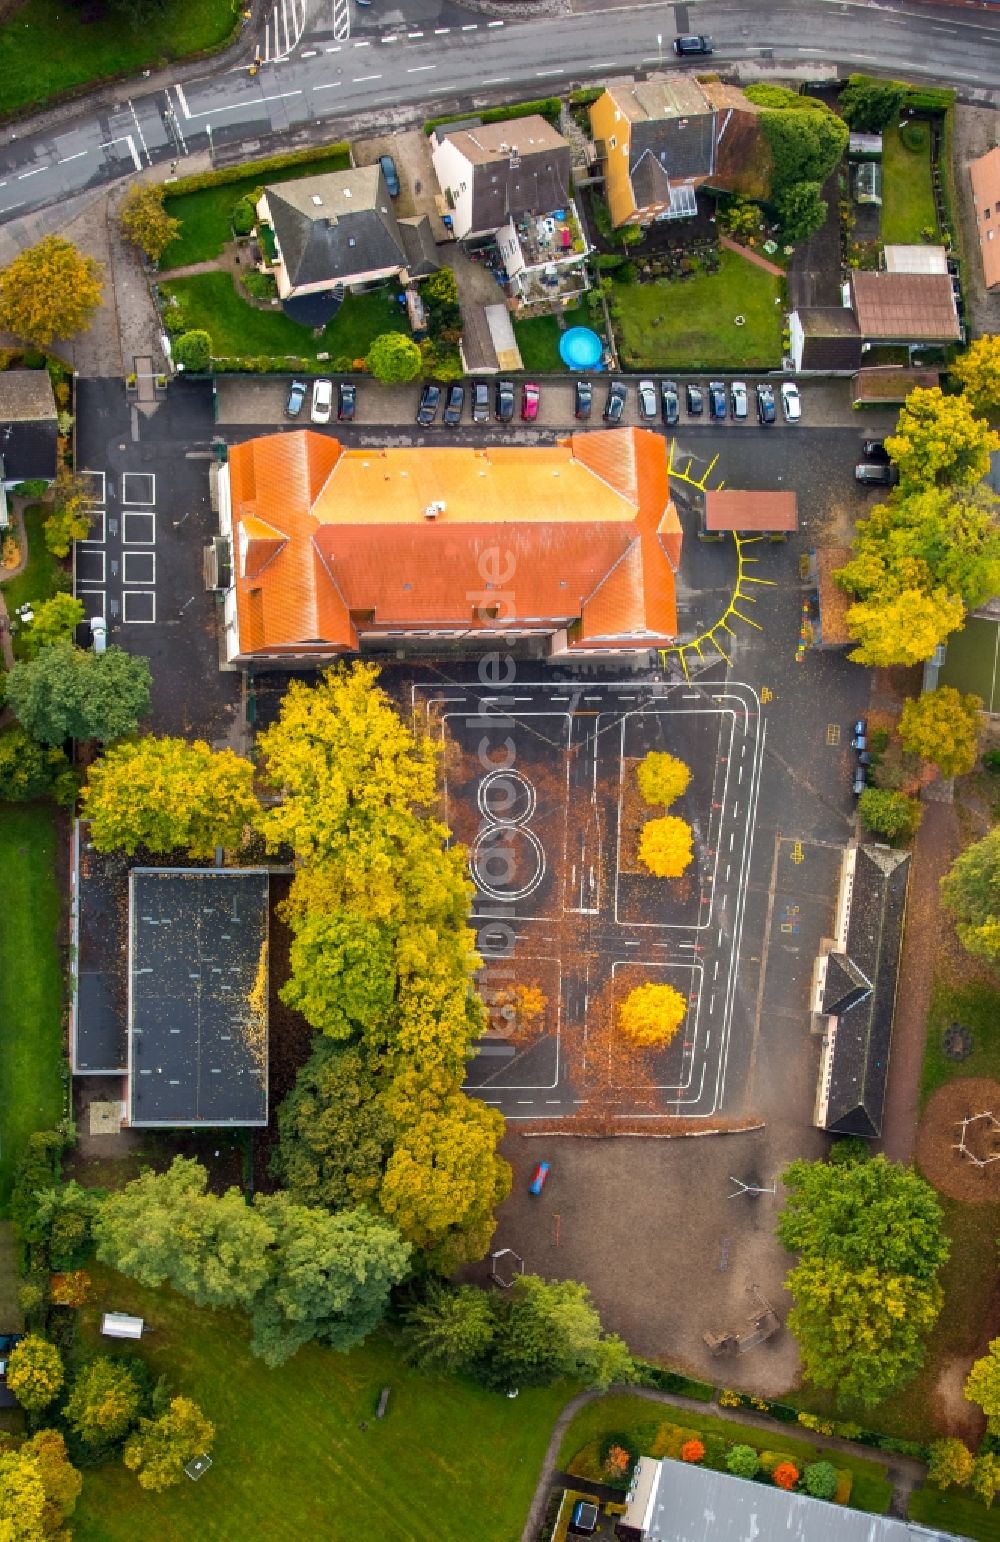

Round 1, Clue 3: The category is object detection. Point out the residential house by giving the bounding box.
[429,117,589,305]
[255,165,439,304]
[0,369,59,529]
[788,307,863,374]
[811,844,911,1138]
[619,1453,954,1541]
[588,75,762,230]
[701,489,798,540]
[216,427,682,665]
[790,269,959,373]
[969,144,1000,290]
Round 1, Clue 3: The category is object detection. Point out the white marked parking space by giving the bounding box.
[122,591,156,624]
[74,548,105,585]
[122,511,155,544]
[122,551,156,585]
[80,508,105,544]
[75,589,106,622]
[122,472,155,504]
[80,470,105,503]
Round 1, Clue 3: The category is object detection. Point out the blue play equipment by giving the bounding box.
[559,326,604,371]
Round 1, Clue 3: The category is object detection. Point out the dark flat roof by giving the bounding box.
[73,830,128,1074]
[128,869,269,1127]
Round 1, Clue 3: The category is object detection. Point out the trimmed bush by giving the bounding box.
[164,142,351,199]
[173,330,212,372]
[424,98,562,135]
[802,1460,838,1500]
[772,1461,799,1490]
[232,197,256,236]
[727,1445,761,1479]
[681,1439,705,1464]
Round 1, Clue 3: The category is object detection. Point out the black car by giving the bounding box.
[285,378,307,418]
[443,382,465,426]
[673,33,712,55]
[685,383,703,416]
[855,462,899,487]
[660,380,679,425]
[416,383,441,426]
[575,379,593,420]
[495,379,515,422]
[471,381,490,423]
[862,437,890,463]
[756,382,776,425]
[708,381,727,421]
[852,765,868,796]
[603,380,627,424]
[337,382,356,422]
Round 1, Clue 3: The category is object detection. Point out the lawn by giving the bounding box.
[71,1265,568,1541]
[881,121,938,245]
[160,148,352,269]
[158,273,406,367]
[0,804,65,1211]
[513,305,589,373]
[611,249,784,370]
[557,1394,893,1515]
[2,502,65,658]
[0,0,237,117]
[920,979,1000,1107]
[910,1483,1000,1539]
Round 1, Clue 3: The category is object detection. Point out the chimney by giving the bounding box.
[423,501,446,520]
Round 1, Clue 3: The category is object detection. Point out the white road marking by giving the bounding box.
[260,90,304,101]
[58,152,87,164]
[326,44,341,51]
[407,29,423,37]
[353,38,371,46]
[313,81,340,90]
[434,26,450,33]
[407,64,436,72]
[461,22,478,29]
[17,168,44,179]
[353,73,382,82]
[482,77,510,84]
[488,18,504,24]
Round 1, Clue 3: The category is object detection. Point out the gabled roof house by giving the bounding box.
[217,427,682,666]
[0,369,59,528]
[969,145,1000,291]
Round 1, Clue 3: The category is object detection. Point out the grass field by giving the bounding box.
[611,250,784,370]
[557,1394,893,1514]
[158,273,406,366]
[920,979,1000,1105]
[71,1265,567,1541]
[910,1483,1000,1538]
[0,804,65,1211]
[160,148,352,269]
[940,616,1000,715]
[0,0,237,117]
[513,306,589,372]
[3,502,65,659]
[881,121,938,245]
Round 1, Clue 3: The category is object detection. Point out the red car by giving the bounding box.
[521,381,540,421]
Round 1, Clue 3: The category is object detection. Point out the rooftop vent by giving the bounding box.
[423,501,446,520]
[342,188,353,199]
[311,195,323,206]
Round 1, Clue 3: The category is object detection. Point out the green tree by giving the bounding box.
[0,727,75,805]
[726,1445,761,1479]
[899,687,982,778]
[20,593,85,656]
[5,640,151,745]
[744,85,849,192]
[885,386,999,491]
[118,183,181,262]
[123,1397,214,1492]
[927,1437,975,1489]
[365,331,423,383]
[0,1430,82,1540]
[776,181,827,243]
[81,736,260,857]
[941,826,1000,964]
[952,334,1000,417]
[488,1275,633,1391]
[974,1452,1000,1508]
[5,1335,64,1411]
[248,1195,410,1367]
[857,787,923,843]
[839,75,908,131]
[786,1257,942,1405]
[777,1155,948,1282]
[837,485,1000,616]
[802,1460,838,1500]
[42,470,94,557]
[64,1358,143,1446]
[844,587,966,666]
[636,751,691,808]
[32,1180,103,1268]
[94,1156,272,1310]
[403,1282,497,1374]
[0,236,104,346]
[274,1040,393,1210]
[966,1338,1000,1432]
[278,909,397,1039]
[173,329,212,372]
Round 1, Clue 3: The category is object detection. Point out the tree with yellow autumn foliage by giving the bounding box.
[0,236,104,346]
[636,751,691,809]
[639,815,694,878]
[619,981,687,1048]
[82,735,260,857]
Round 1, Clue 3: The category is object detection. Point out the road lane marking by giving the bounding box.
[313,81,341,90]
[58,152,87,164]
[487,18,504,24]
[407,29,423,36]
[301,48,318,56]
[537,68,565,75]
[353,73,382,81]
[259,89,304,101]
[326,44,341,51]
[434,26,449,32]
[482,76,510,83]
[407,64,436,71]
[18,168,44,179]
[461,22,478,29]
[353,39,371,47]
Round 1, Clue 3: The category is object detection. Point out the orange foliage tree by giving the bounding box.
[50,1270,91,1308]
[681,1439,705,1464]
[772,1462,799,1490]
[639,816,694,878]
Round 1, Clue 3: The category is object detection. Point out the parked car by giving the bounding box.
[575,379,593,420]
[337,382,356,422]
[780,381,801,422]
[730,381,748,420]
[861,437,890,463]
[852,765,868,797]
[90,616,107,655]
[285,378,307,418]
[637,379,657,421]
[852,718,868,752]
[855,462,898,486]
[685,382,703,416]
[416,383,441,426]
[673,33,712,54]
[603,380,627,424]
[755,383,776,425]
[708,380,727,421]
[521,381,540,421]
[495,379,515,422]
[378,153,400,197]
[310,378,333,424]
[472,380,491,423]
[660,379,679,425]
[443,382,465,425]
[528,1161,551,1195]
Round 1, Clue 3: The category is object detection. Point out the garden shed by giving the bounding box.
[853,161,882,206]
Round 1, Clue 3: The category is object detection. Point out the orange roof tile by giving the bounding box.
[225,427,680,658]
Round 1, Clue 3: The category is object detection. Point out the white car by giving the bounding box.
[637,379,657,421]
[781,381,801,422]
[90,616,107,654]
[310,378,333,424]
[730,381,748,419]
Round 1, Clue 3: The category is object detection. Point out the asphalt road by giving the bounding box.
[1,0,999,226]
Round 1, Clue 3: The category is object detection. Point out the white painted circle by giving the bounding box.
[471,822,546,901]
[476,768,536,825]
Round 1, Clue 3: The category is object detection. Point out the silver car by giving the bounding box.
[730,381,748,419]
[638,379,657,421]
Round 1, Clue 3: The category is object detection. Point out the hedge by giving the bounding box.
[903,86,956,113]
[633,1360,715,1402]
[164,141,351,199]
[569,87,603,107]
[424,98,562,136]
